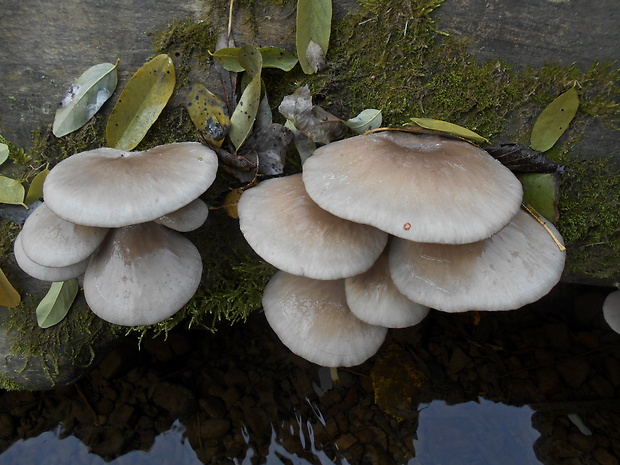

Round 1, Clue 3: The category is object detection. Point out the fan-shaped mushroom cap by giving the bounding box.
[14,233,89,281]
[238,174,388,279]
[19,203,108,267]
[302,131,523,244]
[154,198,209,232]
[389,208,566,312]
[345,252,430,328]
[602,290,620,334]
[263,270,388,367]
[44,142,218,227]
[83,222,202,326]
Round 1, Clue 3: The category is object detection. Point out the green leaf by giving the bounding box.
[0,143,9,165]
[296,0,332,74]
[0,267,20,308]
[346,109,382,134]
[530,87,579,152]
[185,84,230,147]
[25,167,49,204]
[53,61,118,137]
[211,47,298,72]
[518,172,560,223]
[229,45,263,150]
[409,117,489,144]
[0,176,25,207]
[36,279,79,328]
[106,54,176,150]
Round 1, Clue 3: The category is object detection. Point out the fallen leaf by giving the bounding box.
[279,86,347,144]
[106,54,175,150]
[0,143,8,165]
[229,45,263,150]
[36,279,79,328]
[285,120,316,163]
[296,0,332,74]
[211,47,298,72]
[346,109,382,134]
[409,117,489,144]
[0,267,20,308]
[530,87,579,152]
[224,188,244,219]
[0,176,25,207]
[518,173,560,223]
[185,84,231,147]
[25,167,49,204]
[484,144,564,173]
[239,124,293,175]
[53,61,118,137]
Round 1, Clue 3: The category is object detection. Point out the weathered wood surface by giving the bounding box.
[1,0,618,148]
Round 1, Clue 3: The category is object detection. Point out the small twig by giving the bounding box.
[521,203,566,252]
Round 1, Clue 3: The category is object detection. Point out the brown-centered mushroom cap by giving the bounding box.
[83,222,202,326]
[262,270,388,367]
[238,174,388,280]
[345,252,430,328]
[19,203,108,268]
[43,142,218,227]
[302,131,523,244]
[14,233,89,281]
[389,208,566,312]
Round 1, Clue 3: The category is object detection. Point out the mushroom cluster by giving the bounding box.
[238,131,566,367]
[15,142,219,326]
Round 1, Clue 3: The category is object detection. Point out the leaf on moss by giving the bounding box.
[0,176,25,207]
[36,279,79,328]
[53,61,118,137]
[25,167,49,204]
[229,45,263,150]
[211,47,298,72]
[530,87,579,152]
[346,109,382,134]
[0,143,9,165]
[518,173,560,223]
[224,188,243,219]
[296,0,332,74]
[185,84,231,147]
[409,117,489,144]
[106,54,176,150]
[0,267,20,308]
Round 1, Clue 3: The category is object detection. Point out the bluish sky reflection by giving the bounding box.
[409,398,542,465]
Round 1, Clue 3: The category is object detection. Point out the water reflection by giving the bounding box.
[410,399,541,465]
[0,420,201,465]
[0,284,618,464]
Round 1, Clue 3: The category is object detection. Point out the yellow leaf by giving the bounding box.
[223,188,244,219]
[0,267,20,308]
[106,54,176,150]
[185,84,230,147]
[409,117,489,144]
[25,167,49,204]
[0,176,26,207]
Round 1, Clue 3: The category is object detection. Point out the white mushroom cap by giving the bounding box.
[302,131,523,244]
[154,198,209,232]
[389,208,566,312]
[83,222,202,326]
[345,252,430,328]
[43,142,218,227]
[238,174,388,279]
[19,202,108,267]
[262,270,388,367]
[14,233,89,281]
[602,290,620,334]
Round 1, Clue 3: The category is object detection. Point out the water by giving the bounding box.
[0,283,618,464]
